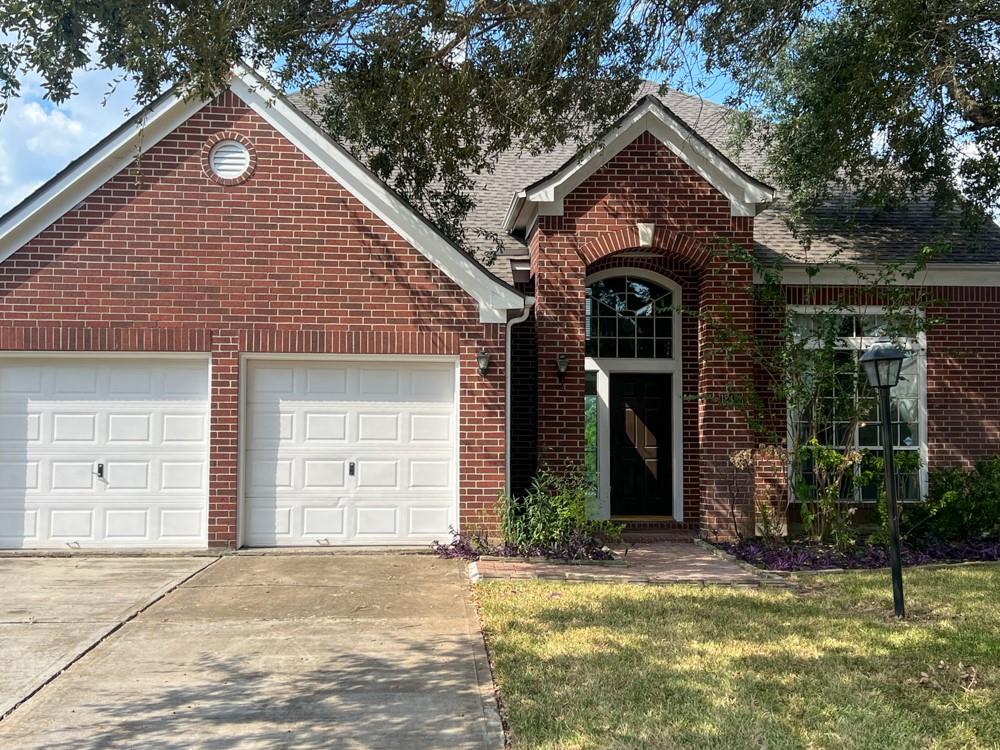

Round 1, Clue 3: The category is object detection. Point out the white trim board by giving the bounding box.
[765,263,1000,287]
[0,64,524,324]
[504,97,775,233]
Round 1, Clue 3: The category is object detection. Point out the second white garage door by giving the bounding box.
[244,359,458,546]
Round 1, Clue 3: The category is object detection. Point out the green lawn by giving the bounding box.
[476,565,1000,750]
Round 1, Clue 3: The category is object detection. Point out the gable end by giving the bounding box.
[0,64,525,324]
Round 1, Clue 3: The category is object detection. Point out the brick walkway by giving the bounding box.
[470,541,786,586]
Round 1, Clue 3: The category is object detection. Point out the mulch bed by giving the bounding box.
[715,537,1000,572]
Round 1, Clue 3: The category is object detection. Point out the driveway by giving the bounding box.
[0,556,213,719]
[0,554,502,750]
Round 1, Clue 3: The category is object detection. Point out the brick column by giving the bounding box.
[531,218,587,470]
[458,324,506,534]
[697,236,756,538]
[208,332,240,548]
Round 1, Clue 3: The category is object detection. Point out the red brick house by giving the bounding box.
[1,66,997,549]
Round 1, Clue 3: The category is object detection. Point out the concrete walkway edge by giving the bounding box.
[459,575,505,749]
[0,555,220,722]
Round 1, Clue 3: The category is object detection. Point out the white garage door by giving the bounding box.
[0,357,210,549]
[244,359,458,546]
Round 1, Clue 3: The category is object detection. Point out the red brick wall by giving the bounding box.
[0,91,507,547]
[926,287,1000,467]
[531,132,757,533]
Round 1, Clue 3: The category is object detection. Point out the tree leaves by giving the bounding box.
[1,0,996,249]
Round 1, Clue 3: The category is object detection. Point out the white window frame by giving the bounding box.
[787,305,928,502]
[584,268,684,520]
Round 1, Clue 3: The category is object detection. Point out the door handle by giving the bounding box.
[349,461,356,477]
[96,463,105,480]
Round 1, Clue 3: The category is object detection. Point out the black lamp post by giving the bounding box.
[859,338,907,618]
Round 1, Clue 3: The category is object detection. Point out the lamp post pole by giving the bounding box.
[862,337,907,619]
[877,384,905,618]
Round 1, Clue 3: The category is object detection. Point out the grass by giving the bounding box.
[476,565,1000,750]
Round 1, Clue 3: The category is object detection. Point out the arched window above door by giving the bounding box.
[585,275,674,359]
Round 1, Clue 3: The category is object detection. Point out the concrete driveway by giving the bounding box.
[0,556,213,720]
[0,554,502,750]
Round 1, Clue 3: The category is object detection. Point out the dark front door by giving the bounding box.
[609,373,672,516]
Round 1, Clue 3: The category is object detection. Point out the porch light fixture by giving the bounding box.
[476,349,491,376]
[860,338,907,618]
[860,338,905,390]
[555,353,569,379]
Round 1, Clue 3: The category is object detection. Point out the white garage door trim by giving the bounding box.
[238,354,461,547]
[0,352,211,549]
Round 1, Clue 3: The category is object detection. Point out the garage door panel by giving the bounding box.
[105,462,150,490]
[52,413,98,443]
[108,414,152,443]
[409,506,451,534]
[0,358,209,549]
[0,509,38,543]
[245,360,457,546]
[0,461,39,490]
[304,412,347,441]
[0,412,42,442]
[161,413,207,443]
[160,508,204,539]
[357,412,399,441]
[0,366,42,393]
[411,369,455,401]
[411,413,452,442]
[51,462,96,491]
[302,506,346,535]
[306,367,348,395]
[303,460,347,489]
[105,509,150,540]
[50,509,95,539]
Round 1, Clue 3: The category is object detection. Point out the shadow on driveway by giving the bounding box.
[0,554,501,750]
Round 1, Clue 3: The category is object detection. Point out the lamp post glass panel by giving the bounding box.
[860,338,907,618]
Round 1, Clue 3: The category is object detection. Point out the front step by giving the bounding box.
[614,517,697,543]
[621,529,695,543]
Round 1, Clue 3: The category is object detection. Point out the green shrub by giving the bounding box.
[905,457,1000,541]
[498,467,623,557]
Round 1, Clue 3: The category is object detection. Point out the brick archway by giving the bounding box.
[581,226,710,269]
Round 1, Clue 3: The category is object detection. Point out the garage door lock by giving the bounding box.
[348,461,356,477]
[96,463,105,480]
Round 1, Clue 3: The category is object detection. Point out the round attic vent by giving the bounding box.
[208,140,251,180]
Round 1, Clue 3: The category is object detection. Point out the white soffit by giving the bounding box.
[504,98,775,233]
[0,65,524,324]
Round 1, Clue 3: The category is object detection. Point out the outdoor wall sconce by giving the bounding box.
[476,349,491,376]
[555,353,569,379]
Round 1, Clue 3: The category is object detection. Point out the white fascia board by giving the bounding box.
[502,191,527,234]
[511,101,774,231]
[229,68,523,323]
[0,94,206,262]
[763,262,1000,287]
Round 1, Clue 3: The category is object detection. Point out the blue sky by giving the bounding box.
[0,67,138,215]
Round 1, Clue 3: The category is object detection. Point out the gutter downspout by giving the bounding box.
[505,295,535,497]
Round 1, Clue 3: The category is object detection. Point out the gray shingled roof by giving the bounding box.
[288,85,1000,277]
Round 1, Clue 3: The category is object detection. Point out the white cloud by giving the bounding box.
[0,66,138,216]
